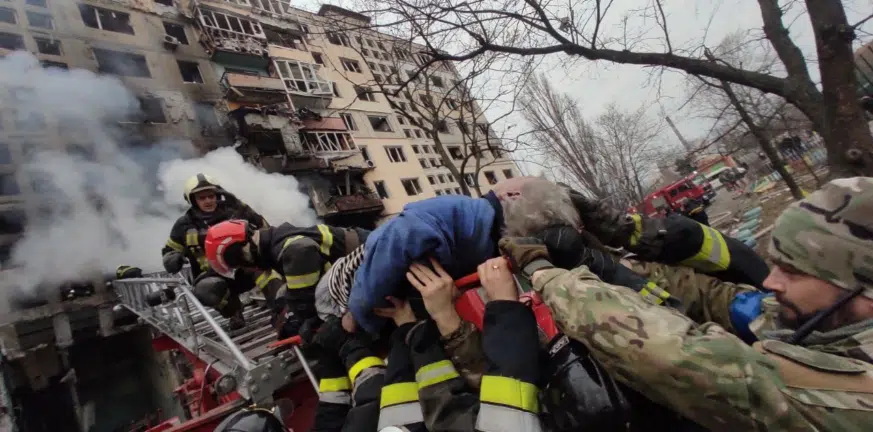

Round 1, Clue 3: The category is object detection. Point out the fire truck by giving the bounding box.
[634,173,715,217]
[113,271,320,432]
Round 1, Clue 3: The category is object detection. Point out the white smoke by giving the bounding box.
[0,52,317,297]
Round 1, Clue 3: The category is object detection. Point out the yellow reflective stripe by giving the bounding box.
[638,281,671,305]
[479,375,539,413]
[281,235,305,252]
[217,287,229,309]
[415,360,459,389]
[317,224,334,255]
[256,271,281,291]
[629,214,643,247]
[285,272,320,289]
[196,256,210,271]
[680,224,730,272]
[185,229,199,247]
[379,382,419,408]
[319,377,351,392]
[349,356,384,383]
[165,238,184,252]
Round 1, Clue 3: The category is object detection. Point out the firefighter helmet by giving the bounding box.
[213,406,286,432]
[205,220,253,278]
[183,173,221,204]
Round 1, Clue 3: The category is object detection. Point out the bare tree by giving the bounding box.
[316,9,528,196]
[520,75,661,207]
[355,0,873,178]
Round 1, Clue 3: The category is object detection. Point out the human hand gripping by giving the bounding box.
[373,296,417,327]
[477,257,518,302]
[406,258,462,335]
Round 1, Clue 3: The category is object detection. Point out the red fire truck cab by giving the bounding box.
[636,173,714,217]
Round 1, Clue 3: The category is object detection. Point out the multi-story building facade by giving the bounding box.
[0,1,520,429]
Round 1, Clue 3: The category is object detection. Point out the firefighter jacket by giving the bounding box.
[312,343,386,432]
[254,223,367,319]
[624,213,769,289]
[162,194,268,279]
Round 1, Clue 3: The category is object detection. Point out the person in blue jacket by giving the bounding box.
[347,177,581,334]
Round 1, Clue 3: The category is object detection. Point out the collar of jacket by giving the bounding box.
[483,191,504,245]
[762,317,873,364]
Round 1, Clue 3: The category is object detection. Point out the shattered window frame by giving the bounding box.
[137,96,167,124]
[79,4,135,35]
[0,31,24,50]
[373,180,389,199]
[33,36,61,56]
[26,10,52,29]
[162,21,189,45]
[197,8,265,38]
[274,59,332,95]
[384,146,406,163]
[340,113,357,131]
[93,48,151,78]
[367,115,392,133]
[354,85,375,102]
[401,178,423,196]
[177,60,204,83]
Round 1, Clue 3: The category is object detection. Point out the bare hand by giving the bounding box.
[373,296,417,326]
[407,258,458,321]
[478,257,518,302]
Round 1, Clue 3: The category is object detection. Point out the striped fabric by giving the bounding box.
[315,245,365,320]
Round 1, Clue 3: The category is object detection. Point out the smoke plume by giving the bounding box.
[0,52,317,298]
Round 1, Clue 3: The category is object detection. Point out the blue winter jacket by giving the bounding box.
[348,193,502,333]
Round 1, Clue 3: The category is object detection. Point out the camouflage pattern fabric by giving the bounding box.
[623,260,756,333]
[440,321,487,389]
[769,176,873,299]
[532,266,873,431]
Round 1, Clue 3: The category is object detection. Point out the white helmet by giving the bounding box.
[183,173,221,204]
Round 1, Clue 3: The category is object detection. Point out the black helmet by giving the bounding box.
[213,407,285,432]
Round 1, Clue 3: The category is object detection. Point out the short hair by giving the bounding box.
[502,179,581,236]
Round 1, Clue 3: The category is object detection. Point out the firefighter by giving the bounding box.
[161,173,283,328]
[304,315,386,432]
[680,197,709,226]
[203,219,370,338]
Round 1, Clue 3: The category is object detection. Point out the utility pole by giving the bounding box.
[665,116,693,152]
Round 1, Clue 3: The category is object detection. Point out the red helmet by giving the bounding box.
[205,220,252,278]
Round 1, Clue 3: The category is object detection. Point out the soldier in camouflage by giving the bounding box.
[499,177,873,431]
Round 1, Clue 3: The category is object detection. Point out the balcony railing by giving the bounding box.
[220,71,288,104]
[327,192,384,213]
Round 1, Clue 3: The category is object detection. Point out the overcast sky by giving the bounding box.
[300,0,873,176]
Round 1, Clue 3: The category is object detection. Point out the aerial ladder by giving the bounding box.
[112,269,320,432]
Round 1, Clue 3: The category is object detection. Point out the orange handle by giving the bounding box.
[267,335,303,349]
[454,258,514,291]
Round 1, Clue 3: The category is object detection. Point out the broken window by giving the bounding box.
[340,113,357,131]
[0,208,26,236]
[326,32,350,47]
[419,94,434,109]
[177,60,203,83]
[34,36,61,55]
[265,27,306,50]
[311,52,324,65]
[0,32,23,51]
[340,58,361,73]
[163,22,189,44]
[436,120,449,134]
[373,180,389,199]
[502,169,514,179]
[194,102,220,132]
[26,0,47,8]
[94,48,151,77]
[368,116,392,132]
[448,146,463,160]
[301,131,356,153]
[26,11,52,29]
[197,9,264,37]
[395,48,410,60]
[355,85,375,102]
[431,76,444,88]
[0,173,20,196]
[252,0,292,15]
[463,173,475,187]
[446,98,458,110]
[401,178,423,196]
[484,171,497,185]
[427,175,435,185]
[137,96,166,123]
[0,7,15,24]
[384,146,406,163]
[154,0,173,5]
[41,60,67,69]
[274,59,332,95]
[80,5,134,34]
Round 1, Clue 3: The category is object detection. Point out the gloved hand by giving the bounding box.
[498,237,554,278]
[565,189,636,247]
[162,251,185,273]
[299,316,323,346]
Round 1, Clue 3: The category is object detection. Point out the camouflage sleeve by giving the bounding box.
[440,321,486,389]
[532,266,811,431]
[623,260,757,332]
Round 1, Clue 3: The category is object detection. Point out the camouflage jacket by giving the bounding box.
[533,266,873,431]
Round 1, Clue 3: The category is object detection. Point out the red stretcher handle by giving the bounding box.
[267,334,302,349]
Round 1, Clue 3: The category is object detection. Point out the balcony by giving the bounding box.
[328,193,384,214]
[307,176,384,221]
[195,7,270,69]
[220,72,287,104]
[274,59,334,110]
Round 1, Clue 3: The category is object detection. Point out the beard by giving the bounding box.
[777,297,849,332]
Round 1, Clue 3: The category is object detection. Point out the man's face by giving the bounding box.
[194,190,218,213]
[763,264,843,329]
